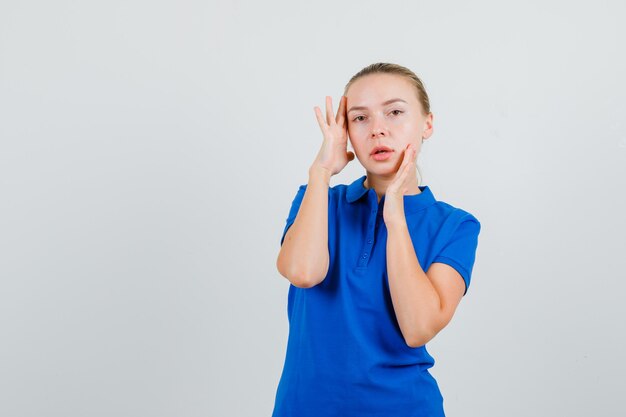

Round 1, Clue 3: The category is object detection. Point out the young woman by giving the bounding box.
[272,62,481,417]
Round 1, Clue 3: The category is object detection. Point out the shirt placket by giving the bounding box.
[356,193,384,268]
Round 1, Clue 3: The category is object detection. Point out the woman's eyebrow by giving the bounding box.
[347,98,407,113]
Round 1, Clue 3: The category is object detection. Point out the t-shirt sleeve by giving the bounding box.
[280,184,307,246]
[431,213,481,296]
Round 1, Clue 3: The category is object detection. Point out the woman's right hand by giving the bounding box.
[310,95,355,177]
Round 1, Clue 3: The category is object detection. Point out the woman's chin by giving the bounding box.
[366,165,399,178]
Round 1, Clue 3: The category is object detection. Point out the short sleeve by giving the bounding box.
[279,184,307,246]
[431,214,481,296]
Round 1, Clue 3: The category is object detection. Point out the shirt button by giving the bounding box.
[362,253,368,258]
[367,239,373,244]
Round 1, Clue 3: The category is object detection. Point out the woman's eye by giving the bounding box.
[352,111,402,122]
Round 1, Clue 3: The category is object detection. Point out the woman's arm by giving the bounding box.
[276,166,331,288]
[383,144,465,347]
[386,219,465,347]
[277,96,353,288]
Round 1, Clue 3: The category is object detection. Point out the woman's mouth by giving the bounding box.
[371,149,394,161]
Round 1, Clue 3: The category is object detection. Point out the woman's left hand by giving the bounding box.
[383,144,418,226]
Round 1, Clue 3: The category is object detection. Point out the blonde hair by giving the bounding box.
[343,62,430,185]
[343,62,431,116]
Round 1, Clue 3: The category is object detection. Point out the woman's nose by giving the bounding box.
[370,117,387,138]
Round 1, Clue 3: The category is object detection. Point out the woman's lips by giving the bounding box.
[371,150,394,161]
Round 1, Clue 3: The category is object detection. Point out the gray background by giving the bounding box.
[1,0,625,416]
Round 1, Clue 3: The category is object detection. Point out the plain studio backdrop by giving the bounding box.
[1,1,625,416]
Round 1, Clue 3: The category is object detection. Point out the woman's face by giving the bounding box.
[345,73,433,176]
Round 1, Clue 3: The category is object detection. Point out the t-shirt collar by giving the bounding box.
[346,174,437,213]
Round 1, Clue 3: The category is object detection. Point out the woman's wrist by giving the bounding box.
[308,164,332,185]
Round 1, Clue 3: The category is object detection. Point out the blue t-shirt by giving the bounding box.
[272,175,481,417]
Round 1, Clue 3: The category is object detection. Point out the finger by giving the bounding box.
[326,96,335,126]
[398,150,415,179]
[405,145,417,164]
[390,148,417,192]
[393,156,409,183]
[404,152,416,174]
[399,156,411,177]
[401,145,413,167]
[336,96,346,126]
[395,160,412,192]
[406,149,418,175]
[314,106,328,132]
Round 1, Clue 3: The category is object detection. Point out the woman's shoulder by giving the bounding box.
[435,200,478,217]
[430,204,481,234]
[427,190,480,224]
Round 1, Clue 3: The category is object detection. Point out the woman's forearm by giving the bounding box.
[386,217,441,347]
[276,166,331,288]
